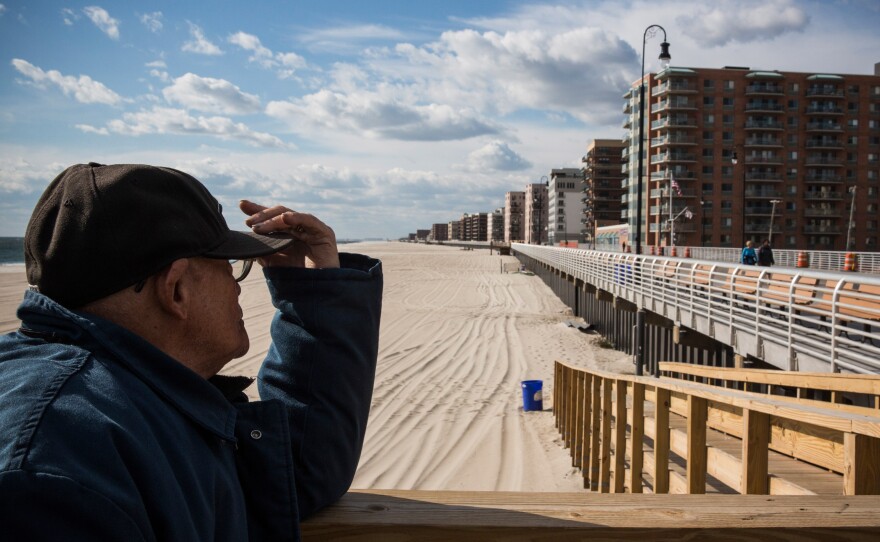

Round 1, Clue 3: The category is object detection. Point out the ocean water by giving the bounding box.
[0,238,25,265]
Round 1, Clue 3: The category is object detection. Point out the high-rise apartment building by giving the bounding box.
[624,65,880,251]
[504,191,525,243]
[430,223,449,241]
[548,168,582,245]
[487,208,504,242]
[524,183,549,244]
[582,139,627,247]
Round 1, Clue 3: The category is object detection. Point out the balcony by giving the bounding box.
[805,155,843,166]
[651,152,696,164]
[745,154,782,165]
[745,102,784,113]
[806,121,843,132]
[804,191,844,200]
[745,120,783,130]
[805,138,843,149]
[745,137,782,147]
[803,225,842,234]
[804,173,843,183]
[806,86,844,97]
[746,83,783,95]
[743,189,783,198]
[745,171,783,181]
[651,117,697,130]
[651,81,697,96]
[806,105,844,115]
[804,207,842,217]
[744,223,772,233]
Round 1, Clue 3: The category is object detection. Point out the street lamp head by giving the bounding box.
[659,41,671,68]
[731,151,738,165]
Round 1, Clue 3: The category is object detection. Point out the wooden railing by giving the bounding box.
[660,362,880,409]
[302,490,880,539]
[554,361,880,495]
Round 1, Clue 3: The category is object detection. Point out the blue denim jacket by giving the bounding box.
[0,253,382,541]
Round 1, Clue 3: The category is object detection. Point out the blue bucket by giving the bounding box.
[521,380,543,411]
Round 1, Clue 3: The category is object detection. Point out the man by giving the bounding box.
[0,163,383,540]
[757,239,775,267]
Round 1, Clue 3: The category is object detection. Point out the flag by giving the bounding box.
[670,174,682,196]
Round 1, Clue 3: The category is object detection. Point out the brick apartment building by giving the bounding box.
[524,183,549,244]
[582,139,627,247]
[623,64,880,251]
[504,191,525,243]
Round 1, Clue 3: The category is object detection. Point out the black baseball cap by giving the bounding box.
[25,162,294,308]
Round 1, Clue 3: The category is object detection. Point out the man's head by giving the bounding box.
[763,240,770,247]
[25,163,293,308]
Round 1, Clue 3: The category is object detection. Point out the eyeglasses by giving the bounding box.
[230,259,254,282]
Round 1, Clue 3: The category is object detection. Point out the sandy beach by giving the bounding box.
[0,242,631,493]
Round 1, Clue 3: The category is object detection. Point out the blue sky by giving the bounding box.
[1,0,879,239]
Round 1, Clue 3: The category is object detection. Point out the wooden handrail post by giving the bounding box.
[554,363,562,430]
[572,372,584,468]
[629,383,645,493]
[654,387,671,494]
[742,409,770,494]
[589,376,602,491]
[565,369,576,453]
[581,373,593,489]
[687,396,708,494]
[613,380,627,493]
[844,433,880,495]
[600,378,613,493]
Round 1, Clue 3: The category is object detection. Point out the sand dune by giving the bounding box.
[0,242,631,493]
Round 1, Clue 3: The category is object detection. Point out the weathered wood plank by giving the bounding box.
[743,409,770,494]
[654,387,671,494]
[600,378,613,493]
[844,433,880,495]
[589,375,601,491]
[303,490,880,539]
[687,396,708,494]
[613,380,627,493]
[629,383,645,494]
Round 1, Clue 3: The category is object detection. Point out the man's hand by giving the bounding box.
[240,200,340,269]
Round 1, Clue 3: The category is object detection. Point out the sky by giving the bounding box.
[1,1,879,239]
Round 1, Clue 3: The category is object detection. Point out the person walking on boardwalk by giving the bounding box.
[757,239,775,267]
[0,163,383,541]
[741,240,758,265]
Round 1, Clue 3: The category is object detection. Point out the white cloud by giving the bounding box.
[465,140,531,172]
[149,69,170,83]
[0,5,7,17]
[75,124,109,135]
[83,6,120,40]
[266,89,499,141]
[103,106,288,148]
[228,31,307,79]
[162,73,260,115]
[139,11,163,33]
[145,60,166,68]
[182,22,223,55]
[298,24,410,54]
[61,8,78,25]
[11,59,123,105]
[678,0,809,47]
[365,27,637,125]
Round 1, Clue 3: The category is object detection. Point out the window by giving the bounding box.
[703,79,715,90]
[848,119,859,128]
[721,201,733,209]
[786,202,796,211]
[703,96,715,106]
[722,131,733,141]
[788,185,797,195]
[702,183,714,193]
[702,165,714,174]
[724,80,735,90]
[721,166,733,176]
[788,134,798,145]
[788,151,798,160]
[787,168,798,180]
[787,99,798,110]
[704,114,715,125]
[721,183,733,194]
[848,102,859,112]
[723,114,734,125]
[848,84,860,94]
[848,136,858,145]
[790,83,800,93]
[722,97,734,108]
[702,148,714,158]
[788,117,799,127]
[721,217,733,227]
[703,131,714,142]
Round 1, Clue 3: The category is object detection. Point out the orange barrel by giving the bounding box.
[797,252,809,268]
[670,246,677,257]
[684,247,691,258]
[843,252,858,272]
[650,245,655,255]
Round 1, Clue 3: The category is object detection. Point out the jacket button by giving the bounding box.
[250,430,262,440]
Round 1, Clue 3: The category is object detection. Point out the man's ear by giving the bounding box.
[153,258,191,320]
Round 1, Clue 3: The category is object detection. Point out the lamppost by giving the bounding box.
[731,149,746,247]
[768,199,781,246]
[635,25,671,256]
[846,186,857,251]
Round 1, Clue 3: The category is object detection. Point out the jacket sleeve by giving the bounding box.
[256,253,382,519]
[0,470,147,541]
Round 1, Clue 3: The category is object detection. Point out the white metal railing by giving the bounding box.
[513,243,880,375]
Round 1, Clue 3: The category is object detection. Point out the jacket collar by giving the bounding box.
[18,290,240,442]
